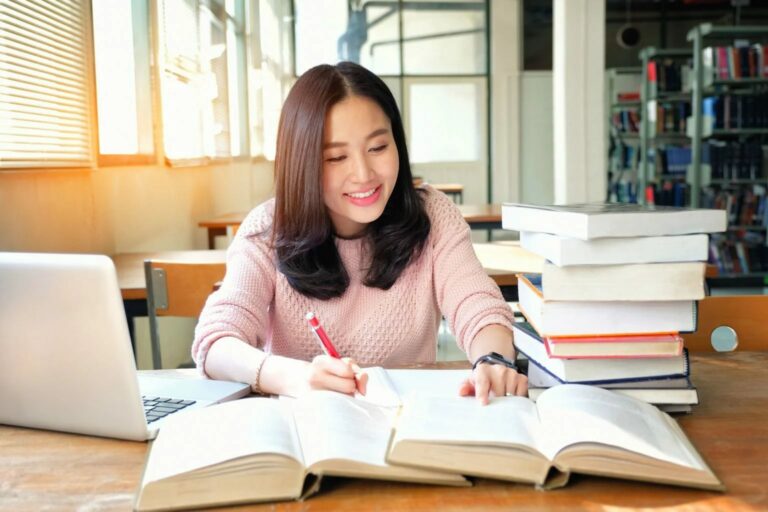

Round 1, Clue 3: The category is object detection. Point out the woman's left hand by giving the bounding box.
[458,363,528,405]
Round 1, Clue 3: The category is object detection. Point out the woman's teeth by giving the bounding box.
[347,187,377,199]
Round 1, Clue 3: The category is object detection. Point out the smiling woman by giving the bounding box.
[191,61,526,407]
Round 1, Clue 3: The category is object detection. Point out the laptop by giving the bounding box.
[0,252,250,441]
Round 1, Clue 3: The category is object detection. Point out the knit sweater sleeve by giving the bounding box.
[426,189,515,356]
[191,201,277,374]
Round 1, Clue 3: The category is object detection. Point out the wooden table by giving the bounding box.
[198,212,248,250]
[112,251,227,301]
[2,352,765,511]
[472,241,544,287]
[199,204,503,249]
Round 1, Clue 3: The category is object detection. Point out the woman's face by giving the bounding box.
[321,95,399,238]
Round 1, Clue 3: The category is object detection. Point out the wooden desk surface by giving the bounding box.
[2,352,766,511]
[472,241,544,286]
[197,211,249,229]
[111,244,531,300]
[112,251,227,300]
[457,203,501,224]
[198,204,502,230]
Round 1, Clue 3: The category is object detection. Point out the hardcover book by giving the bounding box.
[520,232,709,267]
[537,260,706,301]
[501,203,727,240]
[512,322,690,384]
[518,274,699,336]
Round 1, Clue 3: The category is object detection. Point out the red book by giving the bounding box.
[647,61,657,82]
[543,332,684,359]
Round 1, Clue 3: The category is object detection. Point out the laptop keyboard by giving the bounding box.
[142,396,196,424]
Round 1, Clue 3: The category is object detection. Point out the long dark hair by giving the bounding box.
[272,61,430,299]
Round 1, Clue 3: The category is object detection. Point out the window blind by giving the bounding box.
[0,0,94,169]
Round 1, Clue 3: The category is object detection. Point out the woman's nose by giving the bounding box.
[351,154,374,182]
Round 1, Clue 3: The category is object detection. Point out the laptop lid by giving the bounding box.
[0,252,248,441]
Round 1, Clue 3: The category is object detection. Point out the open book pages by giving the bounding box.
[135,393,467,511]
[387,384,723,491]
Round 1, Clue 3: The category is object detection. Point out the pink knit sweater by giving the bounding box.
[192,186,514,370]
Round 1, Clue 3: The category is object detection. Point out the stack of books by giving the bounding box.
[501,203,728,413]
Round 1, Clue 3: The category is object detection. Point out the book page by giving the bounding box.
[355,366,402,408]
[393,394,541,452]
[355,368,471,408]
[292,390,399,469]
[144,398,303,484]
[536,384,705,469]
[386,369,469,401]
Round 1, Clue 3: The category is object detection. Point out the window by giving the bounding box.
[157,0,248,164]
[0,0,95,169]
[92,0,155,165]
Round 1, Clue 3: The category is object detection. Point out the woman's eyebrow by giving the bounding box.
[323,128,389,149]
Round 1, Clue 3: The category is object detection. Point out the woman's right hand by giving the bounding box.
[305,355,368,395]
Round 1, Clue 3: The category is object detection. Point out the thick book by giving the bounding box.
[134,391,468,511]
[518,274,698,336]
[543,331,684,359]
[386,384,722,491]
[501,203,727,240]
[537,261,706,301]
[520,232,709,266]
[512,322,690,385]
[526,364,699,406]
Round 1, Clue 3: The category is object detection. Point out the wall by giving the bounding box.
[0,159,274,369]
[0,160,274,253]
[520,71,554,206]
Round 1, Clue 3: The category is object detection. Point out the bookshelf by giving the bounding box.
[687,23,768,280]
[606,67,642,203]
[637,47,693,207]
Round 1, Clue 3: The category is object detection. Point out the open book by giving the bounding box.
[134,389,468,511]
[386,383,723,491]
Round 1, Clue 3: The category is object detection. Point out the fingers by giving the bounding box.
[308,355,366,395]
[470,365,529,404]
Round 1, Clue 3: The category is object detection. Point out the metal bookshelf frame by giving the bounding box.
[637,47,692,205]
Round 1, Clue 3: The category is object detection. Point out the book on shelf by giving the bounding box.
[501,202,727,240]
[135,385,469,511]
[512,322,690,385]
[517,274,698,336]
[386,384,721,491]
[520,232,709,266]
[526,365,699,407]
[537,260,706,301]
[541,331,683,359]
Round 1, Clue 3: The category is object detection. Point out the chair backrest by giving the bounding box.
[144,260,226,369]
[682,295,768,352]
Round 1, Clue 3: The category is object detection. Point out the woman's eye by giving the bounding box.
[369,144,387,153]
[326,155,346,163]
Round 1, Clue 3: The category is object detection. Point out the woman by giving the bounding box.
[192,61,526,404]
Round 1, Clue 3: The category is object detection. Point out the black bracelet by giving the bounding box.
[472,351,518,372]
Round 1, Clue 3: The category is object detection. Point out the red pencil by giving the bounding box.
[305,312,341,358]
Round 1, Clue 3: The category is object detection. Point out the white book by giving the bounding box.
[502,203,727,240]
[387,385,722,491]
[518,275,698,336]
[512,323,689,384]
[526,365,699,406]
[538,260,706,301]
[520,232,709,266]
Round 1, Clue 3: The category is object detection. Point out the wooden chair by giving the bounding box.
[682,295,768,352]
[144,260,226,369]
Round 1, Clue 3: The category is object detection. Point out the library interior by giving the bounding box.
[1,1,767,511]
